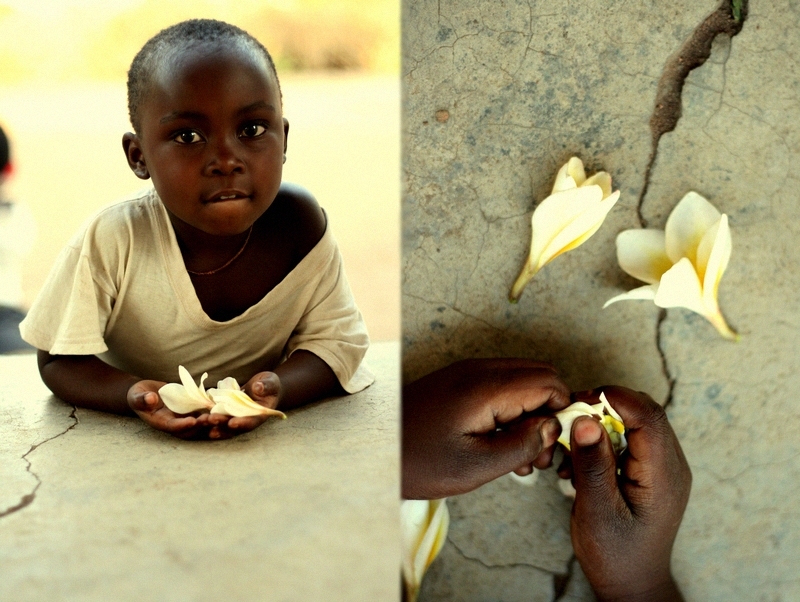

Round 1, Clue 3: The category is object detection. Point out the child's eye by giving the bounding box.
[240,123,267,138]
[173,130,203,144]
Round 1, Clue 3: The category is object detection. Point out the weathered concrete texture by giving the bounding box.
[0,342,400,602]
[642,3,800,600]
[403,1,718,600]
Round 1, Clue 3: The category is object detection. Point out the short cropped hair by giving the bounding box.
[127,19,280,134]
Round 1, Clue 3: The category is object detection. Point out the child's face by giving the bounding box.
[123,43,287,237]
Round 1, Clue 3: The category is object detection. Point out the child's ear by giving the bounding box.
[282,118,289,154]
[122,132,150,180]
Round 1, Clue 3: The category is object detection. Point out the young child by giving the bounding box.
[403,360,692,601]
[19,19,373,439]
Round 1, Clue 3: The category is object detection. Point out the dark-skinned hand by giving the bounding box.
[402,358,570,499]
[127,372,282,440]
[564,386,691,602]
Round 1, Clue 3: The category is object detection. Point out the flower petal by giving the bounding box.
[552,157,585,192]
[215,376,241,391]
[664,191,721,264]
[582,171,612,198]
[529,186,601,268]
[177,365,212,404]
[603,284,658,308]
[654,257,707,315]
[401,499,449,602]
[537,187,618,267]
[615,229,672,284]
[208,387,286,418]
[158,382,214,414]
[699,215,731,310]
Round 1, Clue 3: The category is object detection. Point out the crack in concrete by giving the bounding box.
[636,1,747,408]
[448,535,559,575]
[636,0,748,228]
[0,405,79,519]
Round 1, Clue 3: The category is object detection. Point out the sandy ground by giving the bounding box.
[0,73,399,341]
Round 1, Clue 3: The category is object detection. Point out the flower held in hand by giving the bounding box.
[208,377,286,418]
[158,367,286,419]
[604,191,738,340]
[158,365,215,414]
[555,392,627,455]
[510,157,621,302]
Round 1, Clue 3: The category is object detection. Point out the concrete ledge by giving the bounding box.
[0,341,399,602]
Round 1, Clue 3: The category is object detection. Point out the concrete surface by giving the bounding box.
[0,341,400,602]
[403,1,799,600]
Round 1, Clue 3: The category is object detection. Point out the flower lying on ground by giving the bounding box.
[401,498,449,602]
[604,191,738,340]
[159,366,286,418]
[554,392,627,455]
[509,156,621,302]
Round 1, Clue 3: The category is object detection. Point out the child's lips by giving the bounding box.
[205,189,251,203]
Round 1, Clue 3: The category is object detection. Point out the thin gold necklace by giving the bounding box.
[186,225,253,276]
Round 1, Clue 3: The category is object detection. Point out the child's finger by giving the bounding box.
[484,374,571,425]
[250,372,280,401]
[129,390,160,413]
[471,416,559,482]
[599,387,675,482]
[570,417,626,515]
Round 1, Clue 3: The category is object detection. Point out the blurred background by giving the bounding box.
[0,0,399,341]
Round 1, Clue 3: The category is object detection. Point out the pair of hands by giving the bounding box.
[127,371,282,440]
[402,359,691,602]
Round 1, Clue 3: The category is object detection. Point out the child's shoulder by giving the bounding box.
[67,188,160,251]
[268,182,327,252]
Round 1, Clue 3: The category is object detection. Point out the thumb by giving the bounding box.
[128,389,159,414]
[570,417,623,511]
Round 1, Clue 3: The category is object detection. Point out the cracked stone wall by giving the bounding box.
[403,1,799,600]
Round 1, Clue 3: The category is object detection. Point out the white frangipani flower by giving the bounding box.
[401,499,450,602]
[604,191,738,340]
[510,157,621,302]
[158,365,215,414]
[555,392,627,455]
[208,377,286,418]
[158,367,286,419]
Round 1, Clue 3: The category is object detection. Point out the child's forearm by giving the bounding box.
[37,350,140,415]
[272,350,344,410]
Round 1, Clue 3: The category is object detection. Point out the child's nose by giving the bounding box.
[205,136,245,176]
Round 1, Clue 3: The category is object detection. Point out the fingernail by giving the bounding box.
[573,417,602,446]
[254,382,264,395]
[540,418,560,444]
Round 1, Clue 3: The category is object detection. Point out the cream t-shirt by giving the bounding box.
[20,189,374,393]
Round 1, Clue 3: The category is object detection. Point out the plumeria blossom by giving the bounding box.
[209,377,286,418]
[510,157,621,302]
[555,392,627,455]
[158,365,215,414]
[401,498,450,602]
[158,366,286,419]
[604,191,738,340]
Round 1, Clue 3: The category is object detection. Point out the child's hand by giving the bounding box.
[127,380,209,439]
[565,387,691,602]
[402,359,570,499]
[210,371,283,437]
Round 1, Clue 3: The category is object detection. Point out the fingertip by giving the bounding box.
[540,418,561,447]
[573,417,602,447]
